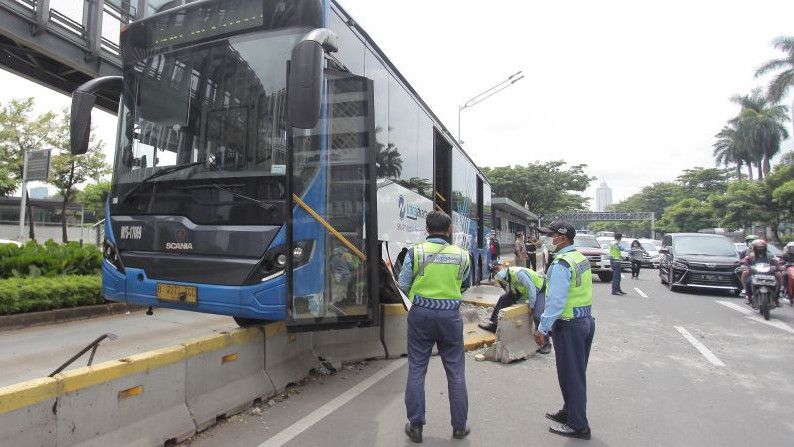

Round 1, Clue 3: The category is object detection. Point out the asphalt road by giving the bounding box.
[0,309,236,386]
[184,270,794,447]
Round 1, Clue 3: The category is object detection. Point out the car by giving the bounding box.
[658,233,742,294]
[637,239,660,268]
[572,234,613,282]
[0,239,22,247]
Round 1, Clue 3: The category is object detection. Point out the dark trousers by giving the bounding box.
[527,252,537,270]
[406,306,468,430]
[610,260,622,293]
[630,260,642,278]
[489,292,518,324]
[552,316,596,430]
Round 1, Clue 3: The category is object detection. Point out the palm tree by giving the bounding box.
[755,36,794,137]
[374,126,403,179]
[730,89,789,178]
[713,123,750,180]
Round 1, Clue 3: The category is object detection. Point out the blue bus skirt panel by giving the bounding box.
[102,260,126,302]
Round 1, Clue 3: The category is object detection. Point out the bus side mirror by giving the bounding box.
[287,40,324,129]
[70,91,95,155]
[70,76,122,155]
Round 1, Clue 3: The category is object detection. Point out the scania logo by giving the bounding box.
[165,242,193,250]
[705,263,716,268]
[398,195,406,220]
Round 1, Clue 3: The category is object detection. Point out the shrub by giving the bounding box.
[0,240,102,279]
[0,275,103,315]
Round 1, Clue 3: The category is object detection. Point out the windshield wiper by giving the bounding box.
[208,183,278,211]
[121,161,205,203]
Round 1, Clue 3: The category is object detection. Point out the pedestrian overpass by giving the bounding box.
[542,211,657,238]
[0,0,148,112]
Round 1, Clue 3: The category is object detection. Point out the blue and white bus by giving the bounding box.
[70,0,492,331]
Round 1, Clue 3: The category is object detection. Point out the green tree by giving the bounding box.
[772,180,794,224]
[613,181,684,218]
[0,98,60,239]
[0,166,15,197]
[675,167,733,201]
[755,36,794,137]
[482,161,594,216]
[730,89,789,177]
[76,181,111,221]
[48,111,109,242]
[657,198,716,233]
[709,180,772,232]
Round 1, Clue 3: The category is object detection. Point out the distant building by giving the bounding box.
[595,181,613,212]
[29,187,49,199]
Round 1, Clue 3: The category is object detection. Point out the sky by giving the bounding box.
[1,0,793,208]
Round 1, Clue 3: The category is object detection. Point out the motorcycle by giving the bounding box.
[750,262,778,320]
[784,262,794,307]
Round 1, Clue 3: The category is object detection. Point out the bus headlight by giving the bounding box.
[293,246,305,261]
[245,240,314,284]
[276,253,288,267]
[103,239,125,273]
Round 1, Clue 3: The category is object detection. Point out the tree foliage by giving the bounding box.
[76,181,111,221]
[0,166,15,197]
[657,198,716,233]
[481,161,594,216]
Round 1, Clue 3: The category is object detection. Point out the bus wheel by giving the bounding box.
[233,317,268,327]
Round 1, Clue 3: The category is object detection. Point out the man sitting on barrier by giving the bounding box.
[479,264,551,354]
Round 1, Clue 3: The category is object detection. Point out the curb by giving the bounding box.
[0,303,145,330]
[464,332,496,351]
[462,298,497,308]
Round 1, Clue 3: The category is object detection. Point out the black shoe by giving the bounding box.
[478,322,497,333]
[536,345,552,355]
[618,291,627,295]
[452,426,470,439]
[405,423,423,443]
[549,423,591,440]
[545,409,568,424]
[611,292,621,296]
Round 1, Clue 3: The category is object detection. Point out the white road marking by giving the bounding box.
[634,287,648,298]
[258,359,407,447]
[674,326,726,367]
[715,300,794,334]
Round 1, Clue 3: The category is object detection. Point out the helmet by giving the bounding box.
[751,239,767,257]
[745,234,758,244]
[784,242,794,257]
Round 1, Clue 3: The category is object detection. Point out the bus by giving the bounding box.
[69,0,492,331]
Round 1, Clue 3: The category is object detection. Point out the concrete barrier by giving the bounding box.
[313,326,385,363]
[486,304,536,363]
[381,304,408,359]
[183,327,273,432]
[0,377,58,447]
[264,322,317,393]
[54,346,195,447]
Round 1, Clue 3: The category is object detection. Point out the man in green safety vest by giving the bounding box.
[609,233,627,295]
[535,220,595,440]
[398,210,470,443]
[479,265,552,354]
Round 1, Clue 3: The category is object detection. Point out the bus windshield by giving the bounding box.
[111,31,304,224]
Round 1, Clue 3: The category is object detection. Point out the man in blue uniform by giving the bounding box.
[399,210,471,443]
[535,220,595,440]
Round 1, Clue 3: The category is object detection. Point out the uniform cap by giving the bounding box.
[539,220,576,241]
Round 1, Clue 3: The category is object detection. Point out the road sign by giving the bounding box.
[25,149,51,181]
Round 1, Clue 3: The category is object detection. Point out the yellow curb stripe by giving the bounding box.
[464,333,495,351]
[57,345,186,393]
[265,321,286,338]
[382,304,408,316]
[0,377,58,414]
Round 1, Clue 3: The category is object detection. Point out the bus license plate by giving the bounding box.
[156,283,198,304]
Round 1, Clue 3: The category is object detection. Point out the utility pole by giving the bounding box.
[457,71,524,144]
[17,150,29,241]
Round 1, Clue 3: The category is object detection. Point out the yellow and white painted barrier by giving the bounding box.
[312,326,385,363]
[381,304,408,359]
[263,322,317,393]
[487,303,536,363]
[0,377,58,447]
[183,327,274,432]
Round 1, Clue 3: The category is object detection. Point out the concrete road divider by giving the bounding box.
[54,345,195,447]
[0,377,58,447]
[183,327,274,432]
[381,304,408,359]
[313,326,385,363]
[485,304,536,363]
[264,322,317,393]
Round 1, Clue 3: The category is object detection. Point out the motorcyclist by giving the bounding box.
[741,239,782,307]
[782,242,794,301]
[738,234,758,259]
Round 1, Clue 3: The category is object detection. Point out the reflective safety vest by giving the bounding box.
[409,241,469,301]
[609,241,622,260]
[552,250,593,319]
[505,267,545,300]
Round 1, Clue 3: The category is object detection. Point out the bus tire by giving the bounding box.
[233,317,268,327]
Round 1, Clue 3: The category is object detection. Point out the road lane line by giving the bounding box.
[674,326,726,367]
[716,300,794,334]
[258,358,407,447]
[634,287,648,298]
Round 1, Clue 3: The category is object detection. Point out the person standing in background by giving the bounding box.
[628,240,647,279]
[526,236,538,271]
[514,233,528,268]
[609,233,626,295]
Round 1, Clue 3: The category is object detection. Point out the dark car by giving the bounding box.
[659,233,742,294]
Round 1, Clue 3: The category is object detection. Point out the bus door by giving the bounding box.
[286,71,379,331]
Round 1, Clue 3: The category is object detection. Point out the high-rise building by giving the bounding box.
[595,181,613,212]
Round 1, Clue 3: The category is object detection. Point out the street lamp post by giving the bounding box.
[457,71,524,144]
